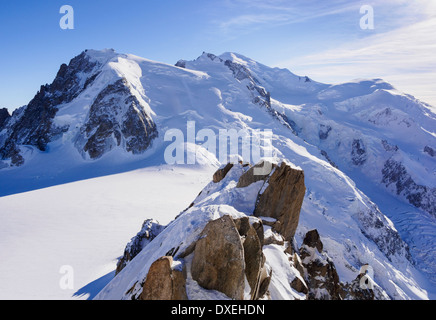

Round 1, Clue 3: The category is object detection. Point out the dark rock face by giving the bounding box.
[302,230,323,253]
[351,139,367,165]
[116,219,165,275]
[299,230,343,300]
[175,60,186,68]
[213,163,234,183]
[77,78,158,159]
[424,145,435,157]
[0,108,10,129]
[0,51,101,166]
[382,159,436,217]
[318,124,332,140]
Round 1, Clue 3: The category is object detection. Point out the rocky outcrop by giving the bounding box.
[105,161,388,301]
[299,230,343,300]
[76,78,158,159]
[140,256,187,300]
[213,163,234,183]
[253,162,306,242]
[424,146,435,157]
[318,124,332,140]
[382,158,436,217]
[0,108,10,129]
[191,215,246,300]
[116,219,165,275]
[351,139,367,166]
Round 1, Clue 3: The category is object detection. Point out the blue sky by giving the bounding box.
[0,0,435,111]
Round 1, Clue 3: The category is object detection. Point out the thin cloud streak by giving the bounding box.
[279,16,436,108]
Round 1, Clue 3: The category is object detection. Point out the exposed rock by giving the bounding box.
[213,163,234,183]
[242,222,265,299]
[351,139,367,165]
[290,276,309,294]
[320,150,338,168]
[0,108,10,129]
[424,145,435,157]
[300,229,343,300]
[382,140,399,152]
[191,215,246,300]
[0,51,101,166]
[263,227,285,246]
[116,219,165,275]
[77,78,158,159]
[382,158,436,217]
[140,256,187,300]
[318,124,332,140]
[254,162,306,242]
[302,229,323,253]
[189,215,270,300]
[236,161,276,188]
[175,60,186,68]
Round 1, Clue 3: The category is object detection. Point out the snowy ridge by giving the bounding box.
[0,49,435,299]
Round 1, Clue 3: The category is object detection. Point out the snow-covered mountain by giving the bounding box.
[0,49,435,299]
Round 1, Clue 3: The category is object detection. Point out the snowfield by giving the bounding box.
[0,49,435,299]
[0,165,215,300]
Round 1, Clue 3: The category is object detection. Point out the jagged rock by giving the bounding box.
[300,229,343,300]
[302,229,323,253]
[320,150,338,168]
[213,163,234,183]
[343,274,375,300]
[351,139,367,165]
[77,78,158,159]
[236,161,276,188]
[116,219,165,274]
[424,146,435,157]
[140,256,187,300]
[175,60,186,68]
[191,215,246,300]
[382,158,436,217]
[254,162,306,242]
[382,140,399,152]
[190,215,270,300]
[290,276,309,294]
[241,221,265,299]
[318,124,332,140]
[263,227,285,246]
[0,108,10,129]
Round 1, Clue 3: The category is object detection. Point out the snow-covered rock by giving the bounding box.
[1,49,435,299]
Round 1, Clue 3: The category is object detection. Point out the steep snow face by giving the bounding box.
[1,49,435,299]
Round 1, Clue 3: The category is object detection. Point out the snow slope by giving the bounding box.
[0,165,215,300]
[0,49,435,299]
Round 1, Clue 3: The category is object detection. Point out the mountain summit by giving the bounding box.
[0,49,435,299]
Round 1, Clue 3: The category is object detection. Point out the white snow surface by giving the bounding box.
[1,49,435,299]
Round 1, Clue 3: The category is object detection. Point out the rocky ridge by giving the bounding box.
[98,161,382,300]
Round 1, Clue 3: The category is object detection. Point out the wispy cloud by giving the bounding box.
[281,16,436,108]
[216,0,359,33]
